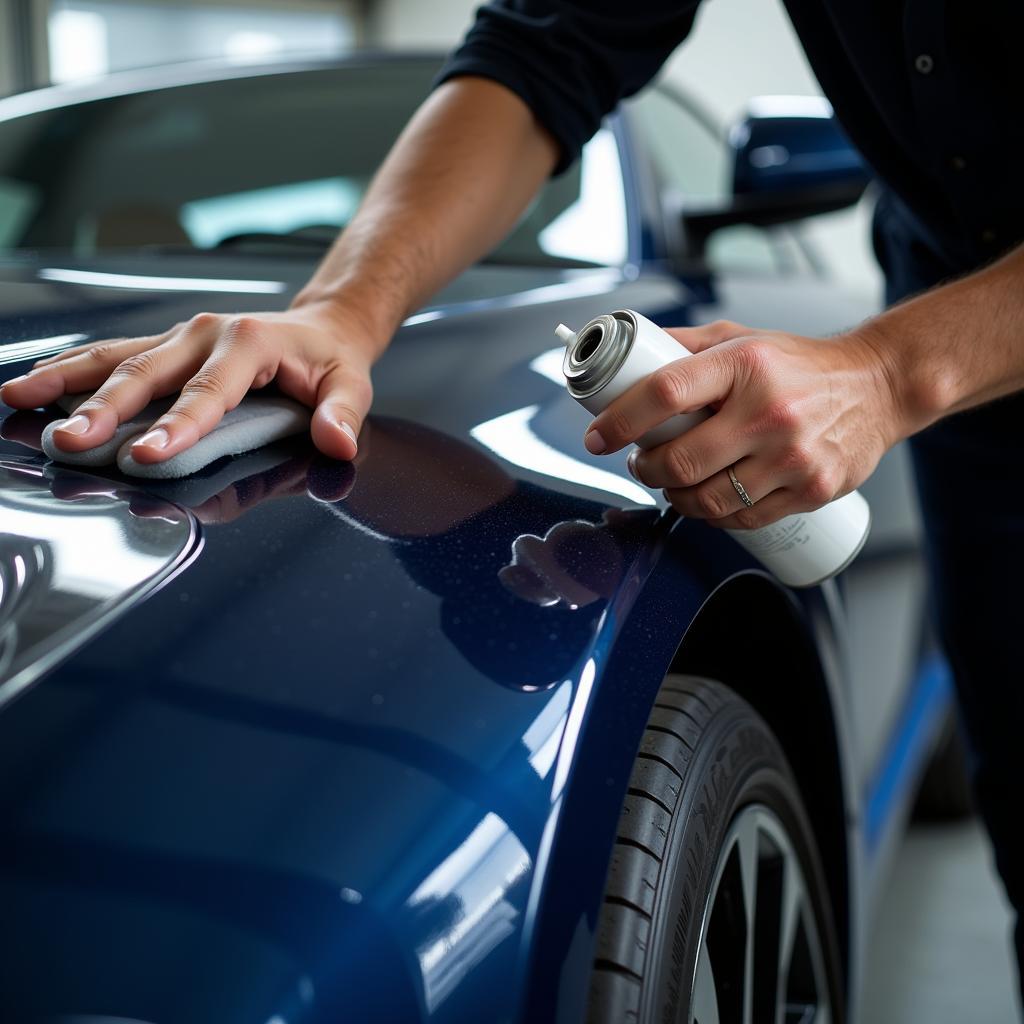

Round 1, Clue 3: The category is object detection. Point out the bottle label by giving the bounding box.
[736,516,810,556]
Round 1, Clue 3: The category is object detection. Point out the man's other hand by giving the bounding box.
[583,319,903,529]
[0,300,376,463]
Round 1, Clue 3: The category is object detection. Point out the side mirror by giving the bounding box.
[682,96,871,257]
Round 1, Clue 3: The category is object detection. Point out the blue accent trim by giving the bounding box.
[864,654,953,853]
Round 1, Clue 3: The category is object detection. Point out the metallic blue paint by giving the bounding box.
[0,58,949,1024]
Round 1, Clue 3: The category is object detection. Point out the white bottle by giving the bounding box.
[556,308,871,587]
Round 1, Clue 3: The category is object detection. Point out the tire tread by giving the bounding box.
[589,678,721,1015]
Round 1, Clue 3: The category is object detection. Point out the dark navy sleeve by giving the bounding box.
[435,1,702,174]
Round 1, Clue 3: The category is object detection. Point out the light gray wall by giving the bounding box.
[367,0,881,299]
[0,0,50,94]
[365,0,472,49]
[0,0,16,95]
[2,0,354,95]
[47,0,354,79]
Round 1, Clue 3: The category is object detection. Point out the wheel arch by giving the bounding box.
[666,571,853,992]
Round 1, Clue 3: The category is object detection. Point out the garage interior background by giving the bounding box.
[0,0,1017,1020]
[0,0,882,295]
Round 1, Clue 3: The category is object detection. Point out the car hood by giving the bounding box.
[0,253,755,1023]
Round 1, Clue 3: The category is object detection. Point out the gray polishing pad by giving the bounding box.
[42,393,311,479]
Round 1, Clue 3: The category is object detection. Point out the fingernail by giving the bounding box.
[57,414,91,435]
[339,421,358,447]
[626,450,639,480]
[2,374,28,387]
[134,427,169,450]
[584,428,606,455]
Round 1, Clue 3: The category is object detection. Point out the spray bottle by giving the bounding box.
[556,308,871,587]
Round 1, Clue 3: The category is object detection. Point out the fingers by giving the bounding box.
[658,456,776,521]
[1,336,163,411]
[699,488,800,531]
[663,319,754,354]
[664,457,842,529]
[585,347,736,454]
[32,334,161,368]
[129,317,275,464]
[311,362,372,460]
[627,412,748,491]
[47,341,204,452]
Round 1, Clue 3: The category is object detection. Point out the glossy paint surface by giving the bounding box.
[0,63,940,1024]
[0,251,745,1024]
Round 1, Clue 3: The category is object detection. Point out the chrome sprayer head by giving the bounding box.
[558,310,637,399]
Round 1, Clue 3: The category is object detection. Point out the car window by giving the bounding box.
[0,61,624,268]
[628,86,728,204]
[627,85,790,275]
[512,127,628,267]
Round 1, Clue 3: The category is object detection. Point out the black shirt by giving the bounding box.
[437,1,1024,281]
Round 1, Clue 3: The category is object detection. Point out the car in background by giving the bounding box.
[0,54,960,1023]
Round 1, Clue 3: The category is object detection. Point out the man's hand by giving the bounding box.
[0,300,376,463]
[583,320,904,529]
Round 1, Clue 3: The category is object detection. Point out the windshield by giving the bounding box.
[0,59,628,268]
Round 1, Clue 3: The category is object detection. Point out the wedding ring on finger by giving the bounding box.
[728,463,756,508]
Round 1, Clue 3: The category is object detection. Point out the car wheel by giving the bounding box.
[586,675,845,1023]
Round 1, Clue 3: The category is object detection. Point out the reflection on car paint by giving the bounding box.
[528,345,570,387]
[0,332,88,366]
[0,458,200,707]
[470,403,654,507]
[500,511,659,610]
[522,680,571,778]
[38,266,288,293]
[0,406,661,701]
[406,811,531,1013]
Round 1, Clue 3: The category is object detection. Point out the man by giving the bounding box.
[2,0,1022,993]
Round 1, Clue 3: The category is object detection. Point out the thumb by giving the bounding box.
[311,364,372,461]
[665,319,753,354]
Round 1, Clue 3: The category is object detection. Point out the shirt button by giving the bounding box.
[950,155,967,171]
[981,228,997,243]
[915,53,935,74]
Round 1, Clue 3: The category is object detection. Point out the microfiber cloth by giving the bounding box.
[42,393,311,479]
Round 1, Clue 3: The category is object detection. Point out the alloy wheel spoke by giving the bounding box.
[777,856,803,992]
[736,811,761,932]
[692,945,721,1024]
[735,810,760,1024]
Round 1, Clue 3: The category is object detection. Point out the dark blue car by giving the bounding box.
[0,55,962,1024]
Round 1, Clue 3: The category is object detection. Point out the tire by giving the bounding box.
[586,675,845,1024]
[912,708,973,820]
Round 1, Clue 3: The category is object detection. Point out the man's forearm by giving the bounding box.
[857,243,1024,440]
[293,77,559,354]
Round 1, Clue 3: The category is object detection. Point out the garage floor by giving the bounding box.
[860,819,1020,1022]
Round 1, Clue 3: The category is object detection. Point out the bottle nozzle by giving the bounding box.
[555,323,576,346]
